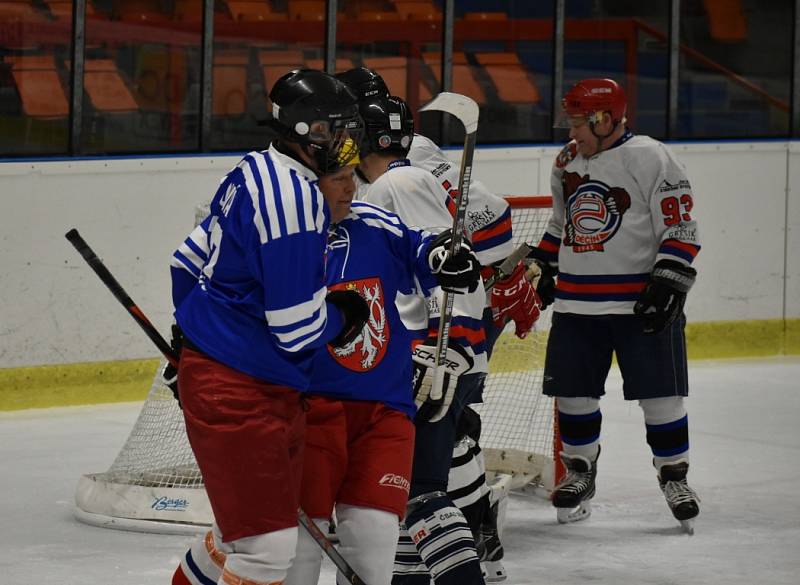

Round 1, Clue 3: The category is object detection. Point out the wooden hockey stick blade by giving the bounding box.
[484,243,534,291]
[298,508,369,585]
[420,92,479,133]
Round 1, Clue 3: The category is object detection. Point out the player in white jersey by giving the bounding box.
[169,69,370,585]
[337,67,539,582]
[528,78,701,533]
[352,93,492,585]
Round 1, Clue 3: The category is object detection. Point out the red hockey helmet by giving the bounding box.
[561,78,627,125]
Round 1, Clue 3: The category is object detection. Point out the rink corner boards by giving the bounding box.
[1,318,798,412]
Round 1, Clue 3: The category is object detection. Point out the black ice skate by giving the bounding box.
[658,460,700,535]
[552,450,598,524]
[478,501,507,583]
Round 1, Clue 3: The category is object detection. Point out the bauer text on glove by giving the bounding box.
[412,338,474,423]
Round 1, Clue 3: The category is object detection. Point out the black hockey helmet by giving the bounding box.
[359,95,414,157]
[267,69,364,174]
[335,67,390,102]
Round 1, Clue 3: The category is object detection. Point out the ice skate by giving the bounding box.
[478,502,507,582]
[552,450,598,524]
[658,460,699,534]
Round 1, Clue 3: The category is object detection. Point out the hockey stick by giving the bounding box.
[65,228,178,368]
[65,228,370,585]
[419,92,480,404]
[483,242,533,291]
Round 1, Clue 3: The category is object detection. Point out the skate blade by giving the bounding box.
[680,518,695,535]
[481,560,507,583]
[556,501,592,524]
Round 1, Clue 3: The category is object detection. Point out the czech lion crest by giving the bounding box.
[327,277,389,372]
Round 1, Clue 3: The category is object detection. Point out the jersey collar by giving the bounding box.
[388,158,411,170]
[608,128,634,150]
[267,143,319,181]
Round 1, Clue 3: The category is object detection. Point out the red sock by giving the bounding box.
[172,564,192,585]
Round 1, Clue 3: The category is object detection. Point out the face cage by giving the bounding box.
[306,121,365,175]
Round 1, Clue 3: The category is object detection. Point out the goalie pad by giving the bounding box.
[412,339,474,423]
[404,493,483,584]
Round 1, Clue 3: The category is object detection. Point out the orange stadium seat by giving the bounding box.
[392,1,440,21]
[354,10,401,21]
[474,52,540,104]
[463,12,508,22]
[422,52,486,104]
[0,1,44,20]
[131,48,188,112]
[259,50,305,97]
[703,0,747,42]
[362,55,433,103]
[6,55,69,118]
[172,0,203,22]
[213,50,249,115]
[288,1,325,21]
[82,59,138,113]
[113,0,170,23]
[304,58,357,74]
[226,1,287,22]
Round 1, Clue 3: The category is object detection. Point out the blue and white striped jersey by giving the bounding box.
[171,145,344,390]
[308,201,437,418]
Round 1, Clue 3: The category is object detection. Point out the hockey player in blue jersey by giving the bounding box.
[167,69,374,585]
[170,142,483,585]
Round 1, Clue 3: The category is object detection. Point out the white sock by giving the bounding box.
[335,505,399,585]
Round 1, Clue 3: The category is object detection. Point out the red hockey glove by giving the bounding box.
[490,262,542,339]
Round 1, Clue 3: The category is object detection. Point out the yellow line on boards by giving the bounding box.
[0,319,797,411]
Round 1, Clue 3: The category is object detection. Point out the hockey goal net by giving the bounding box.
[74,196,557,534]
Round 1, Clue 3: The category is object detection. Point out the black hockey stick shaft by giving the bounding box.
[66,228,370,584]
[65,228,179,368]
[298,508,369,585]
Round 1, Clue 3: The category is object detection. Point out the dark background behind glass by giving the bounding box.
[0,0,794,156]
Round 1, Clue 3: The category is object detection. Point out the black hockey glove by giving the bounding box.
[412,338,474,424]
[327,289,370,349]
[427,229,481,294]
[634,259,697,334]
[526,245,558,310]
[160,324,183,407]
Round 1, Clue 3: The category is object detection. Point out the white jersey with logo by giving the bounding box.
[408,134,514,266]
[363,163,489,374]
[539,131,701,316]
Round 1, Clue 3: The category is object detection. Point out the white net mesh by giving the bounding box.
[476,197,555,484]
[75,196,555,530]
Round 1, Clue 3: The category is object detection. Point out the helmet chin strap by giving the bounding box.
[587,112,621,155]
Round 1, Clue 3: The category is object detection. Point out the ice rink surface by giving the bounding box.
[1,357,798,585]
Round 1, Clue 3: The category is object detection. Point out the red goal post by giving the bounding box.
[73,195,560,534]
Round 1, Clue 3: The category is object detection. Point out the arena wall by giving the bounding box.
[0,141,797,378]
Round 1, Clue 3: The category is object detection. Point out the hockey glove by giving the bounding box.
[490,262,542,339]
[412,338,474,423]
[427,229,481,294]
[161,324,183,406]
[526,245,558,310]
[327,289,370,348]
[633,259,697,334]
